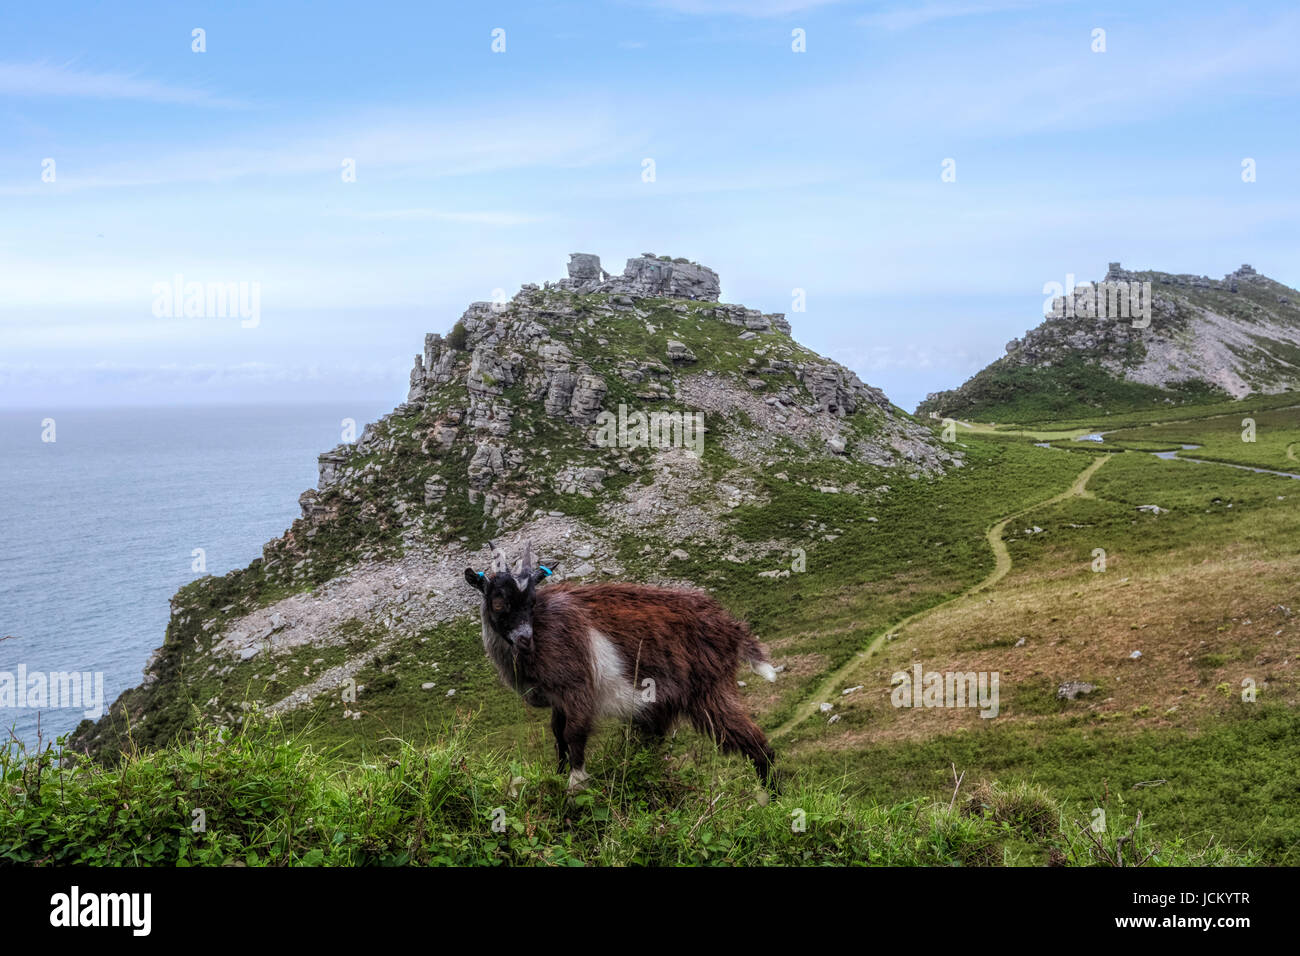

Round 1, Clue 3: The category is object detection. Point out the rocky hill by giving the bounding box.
[917,263,1300,422]
[71,251,957,760]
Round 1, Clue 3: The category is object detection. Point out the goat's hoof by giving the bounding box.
[566,768,590,793]
[763,768,784,796]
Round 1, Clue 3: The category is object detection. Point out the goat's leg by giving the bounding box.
[703,702,777,787]
[550,708,569,773]
[563,714,593,792]
[630,714,668,750]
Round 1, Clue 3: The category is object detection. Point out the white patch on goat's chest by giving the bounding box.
[588,628,645,720]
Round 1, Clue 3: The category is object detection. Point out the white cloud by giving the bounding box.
[0,103,631,196]
[643,0,844,16]
[860,0,1053,32]
[350,209,544,226]
[0,60,245,108]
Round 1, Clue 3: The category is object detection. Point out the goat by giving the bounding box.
[463,541,777,790]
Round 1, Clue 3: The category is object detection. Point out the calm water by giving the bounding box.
[0,403,392,749]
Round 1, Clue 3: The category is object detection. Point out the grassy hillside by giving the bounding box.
[916,265,1300,423]
[918,357,1226,423]
[786,402,1300,862]
[40,397,1299,864]
[982,390,1300,433]
[1,718,1250,866]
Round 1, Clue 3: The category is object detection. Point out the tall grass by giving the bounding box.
[0,715,1251,867]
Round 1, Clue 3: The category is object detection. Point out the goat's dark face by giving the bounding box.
[463,541,551,647]
[466,571,536,645]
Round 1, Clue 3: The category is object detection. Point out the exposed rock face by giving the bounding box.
[619,255,721,300]
[317,445,352,490]
[557,252,721,301]
[468,442,505,489]
[407,333,460,402]
[567,253,607,283]
[385,253,958,527]
[666,340,697,364]
[917,262,1300,419]
[554,465,607,497]
[798,361,890,417]
[542,368,577,417]
[568,371,607,424]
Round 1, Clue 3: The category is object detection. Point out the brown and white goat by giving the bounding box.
[463,542,777,790]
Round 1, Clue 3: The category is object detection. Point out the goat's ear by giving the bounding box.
[530,562,557,587]
[464,568,485,592]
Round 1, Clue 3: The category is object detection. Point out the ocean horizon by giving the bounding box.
[0,401,395,749]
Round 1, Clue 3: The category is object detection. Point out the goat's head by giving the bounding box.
[463,540,554,646]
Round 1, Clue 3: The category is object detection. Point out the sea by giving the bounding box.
[0,403,393,751]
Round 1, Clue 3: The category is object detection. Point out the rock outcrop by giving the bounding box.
[387,253,956,527]
[556,252,721,301]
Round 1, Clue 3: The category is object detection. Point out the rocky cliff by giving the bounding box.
[917,263,1300,421]
[557,252,723,301]
[71,252,957,760]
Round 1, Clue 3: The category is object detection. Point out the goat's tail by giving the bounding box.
[742,631,777,683]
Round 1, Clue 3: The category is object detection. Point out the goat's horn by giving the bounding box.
[487,540,509,575]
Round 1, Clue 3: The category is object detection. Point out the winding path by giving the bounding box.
[771,453,1111,740]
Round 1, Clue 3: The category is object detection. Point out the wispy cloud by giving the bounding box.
[0,104,632,195]
[0,360,409,405]
[351,209,544,226]
[859,0,1054,32]
[0,61,246,108]
[643,0,844,16]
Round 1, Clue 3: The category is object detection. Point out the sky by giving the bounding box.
[2,0,1298,412]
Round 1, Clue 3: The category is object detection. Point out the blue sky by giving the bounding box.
[2,0,1297,411]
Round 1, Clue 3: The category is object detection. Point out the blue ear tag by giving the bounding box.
[477,571,485,578]
[539,565,552,577]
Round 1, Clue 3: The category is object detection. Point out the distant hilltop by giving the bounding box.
[917,261,1300,422]
[555,252,721,301]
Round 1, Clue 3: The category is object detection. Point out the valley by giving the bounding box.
[224,395,1300,862]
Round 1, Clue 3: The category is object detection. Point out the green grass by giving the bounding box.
[785,409,1300,863]
[798,704,1297,863]
[0,717,1249,866]
[918,356,1227,424]
[990,442,1300,578]
[1014,389,1300,433]
[1105,403,1300,473]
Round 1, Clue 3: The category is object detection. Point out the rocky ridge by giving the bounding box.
[918,263,1300,420]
